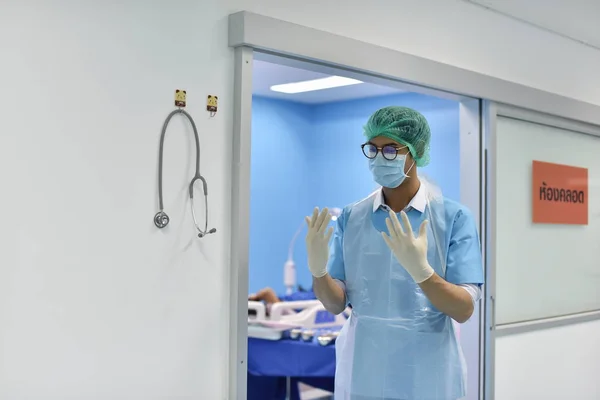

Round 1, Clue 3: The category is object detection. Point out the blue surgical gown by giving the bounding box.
[327,192,484,400]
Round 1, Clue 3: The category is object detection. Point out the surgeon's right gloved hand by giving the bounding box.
[305,207,334,278]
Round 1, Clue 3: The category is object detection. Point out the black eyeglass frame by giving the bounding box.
[361,143,409,161]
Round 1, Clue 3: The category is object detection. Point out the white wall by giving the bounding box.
[0,2,235,399]
[2,0,599,399]
[496,320,600,400]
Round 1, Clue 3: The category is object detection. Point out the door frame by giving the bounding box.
[231,47,485,400]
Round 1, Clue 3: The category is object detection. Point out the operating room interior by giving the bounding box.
[247,57,474,400]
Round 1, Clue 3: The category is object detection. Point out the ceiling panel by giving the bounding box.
[467,0,600,48]
[252,60,404,104]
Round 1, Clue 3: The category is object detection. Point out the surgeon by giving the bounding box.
[304,106,484,400]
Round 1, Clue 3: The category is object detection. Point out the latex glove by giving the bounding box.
[305,207,334,278]
[382,210,434,283]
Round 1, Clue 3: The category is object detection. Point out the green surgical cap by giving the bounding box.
[363,106,431,167]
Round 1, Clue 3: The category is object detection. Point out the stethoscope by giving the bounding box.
[154,109,216,238]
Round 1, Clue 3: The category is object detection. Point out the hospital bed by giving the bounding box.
[248,299,348,341]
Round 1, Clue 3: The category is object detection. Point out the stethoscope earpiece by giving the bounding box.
[197,227,216,238]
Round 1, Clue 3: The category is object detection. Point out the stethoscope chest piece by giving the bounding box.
[154,211,170,228]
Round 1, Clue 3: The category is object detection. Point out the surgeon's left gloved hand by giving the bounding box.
[382,210,434,283]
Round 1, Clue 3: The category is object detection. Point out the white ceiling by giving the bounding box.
[467,0,600,49]
[252,60,404,104]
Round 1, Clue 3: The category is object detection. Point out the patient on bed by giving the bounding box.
[248,286,316,316]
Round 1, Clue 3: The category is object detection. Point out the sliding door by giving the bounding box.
[485,103,600,400]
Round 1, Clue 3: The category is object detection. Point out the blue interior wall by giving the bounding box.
[249,97,313,295]
[250,93,460,294]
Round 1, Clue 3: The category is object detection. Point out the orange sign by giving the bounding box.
[532,160,588,225]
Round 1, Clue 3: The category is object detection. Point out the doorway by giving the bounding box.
[233,50,485,400]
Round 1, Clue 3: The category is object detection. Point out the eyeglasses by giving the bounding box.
[361,143,408,161]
